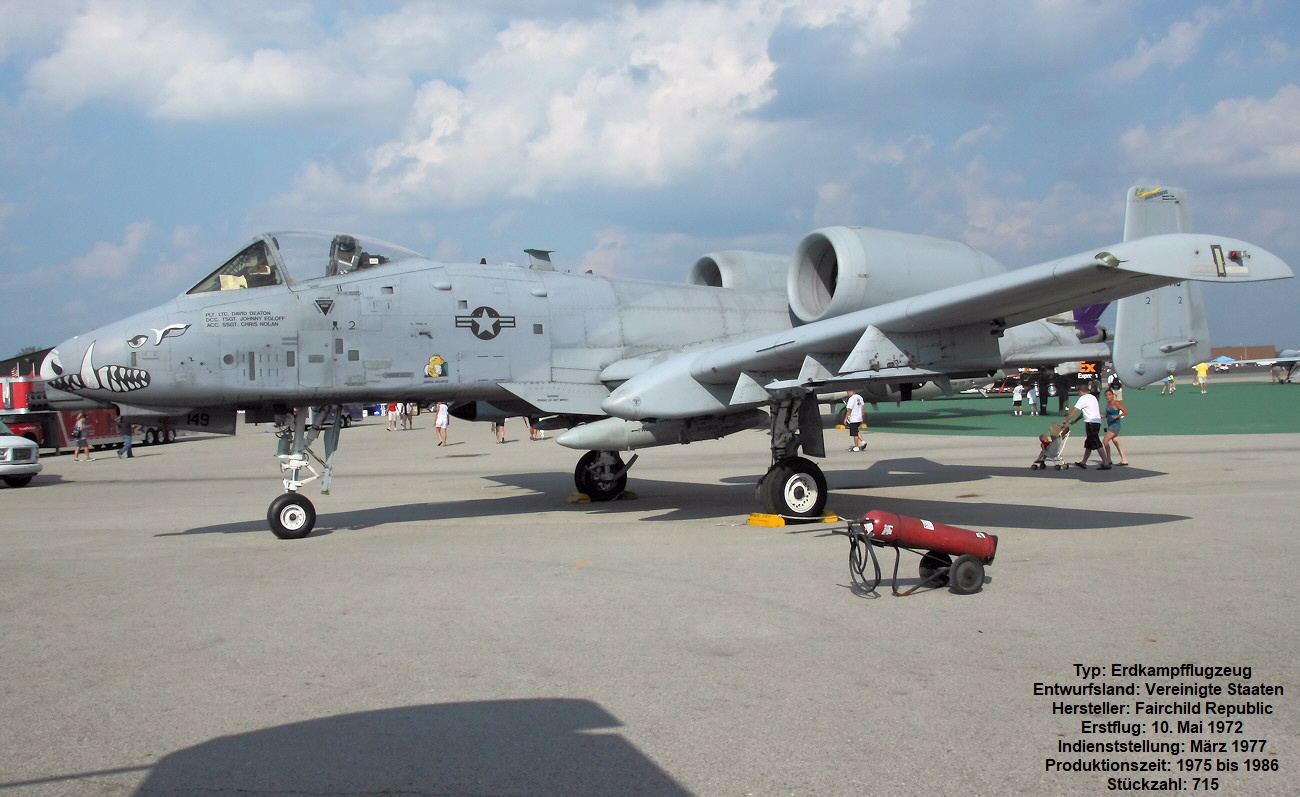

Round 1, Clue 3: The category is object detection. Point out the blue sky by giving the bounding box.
[2,0,1297,359]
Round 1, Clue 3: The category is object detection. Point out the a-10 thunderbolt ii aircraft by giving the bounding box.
[42,187,1291,538]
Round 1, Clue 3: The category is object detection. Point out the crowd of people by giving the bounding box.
[380,401,545,447]
[1016,361,1222,471]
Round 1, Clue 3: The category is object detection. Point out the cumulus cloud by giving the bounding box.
[23,0,411,121]
[1119,84,1300,177]
[279,0,923,216]
[333,0,788,210]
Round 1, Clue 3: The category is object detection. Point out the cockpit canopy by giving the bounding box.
[187,232,426,295]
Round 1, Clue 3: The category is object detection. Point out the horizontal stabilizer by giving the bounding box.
[1003,342,1112,367]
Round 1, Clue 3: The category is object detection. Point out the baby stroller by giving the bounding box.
[1031,422,1071,470]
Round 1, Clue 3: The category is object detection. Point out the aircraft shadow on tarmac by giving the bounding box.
[138,700,687,796]
[168,455,1180,537]
[1,700,688,795]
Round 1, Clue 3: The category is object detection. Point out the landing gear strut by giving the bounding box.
[268,405,341,539]
[756,395,829,519]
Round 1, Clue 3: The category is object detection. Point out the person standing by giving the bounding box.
[492,418,506,444]
[844,389,866,452]
[1011,383,1025,416]
[1026,384,1038,416]
[433,401,449,446]
[116,414,134,459]
[71,411,93,461]
[1193,361,1209,393]
[1065,384,1111,470]
[386,402,400,431]
[1102,388,1129,466]
[1105,370,1124,402]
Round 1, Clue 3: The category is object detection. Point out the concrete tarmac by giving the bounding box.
[1,417,1295,795]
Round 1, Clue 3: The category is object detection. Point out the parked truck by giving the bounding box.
[0,376,175,453]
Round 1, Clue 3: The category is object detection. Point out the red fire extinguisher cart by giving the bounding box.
[839,510,998,596]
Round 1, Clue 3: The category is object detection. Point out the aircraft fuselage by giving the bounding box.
[43,232,792,420]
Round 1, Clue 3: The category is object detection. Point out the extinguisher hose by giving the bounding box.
[846,527,882,594]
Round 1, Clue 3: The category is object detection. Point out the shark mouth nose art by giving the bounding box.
[45,342,151,394]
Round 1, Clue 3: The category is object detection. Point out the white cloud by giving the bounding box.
[952,123,998,151]
[352,2,781,205]
[0,0,79,61]
[284,0,915,214]
[1119,84,1300,177]
[23,0,411,121]
[1100,6,1223,83]
[786,0,915,55]
[69,221,154,280]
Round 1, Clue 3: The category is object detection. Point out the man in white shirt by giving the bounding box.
[1064,383,1111,469]
[844,389,866,452]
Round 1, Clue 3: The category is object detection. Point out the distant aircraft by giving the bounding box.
[42,187,1291,537]
[1224,349,1300,382]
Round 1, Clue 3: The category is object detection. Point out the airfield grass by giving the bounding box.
[864,376,1299,437]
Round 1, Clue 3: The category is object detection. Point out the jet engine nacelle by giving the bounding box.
[688,251,789,293]
[787,227,1005,325]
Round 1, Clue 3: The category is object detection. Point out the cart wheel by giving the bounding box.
[1054,464,1061,470]
[918,551,952,587]
[949,555,985,595]
[1031,463,1039,470]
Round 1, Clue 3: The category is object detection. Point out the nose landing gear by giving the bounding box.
[267,405,341,539]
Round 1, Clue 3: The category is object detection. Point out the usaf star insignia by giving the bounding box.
[455,306,516,340]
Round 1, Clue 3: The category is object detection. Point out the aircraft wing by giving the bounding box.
[603,233,1291,420]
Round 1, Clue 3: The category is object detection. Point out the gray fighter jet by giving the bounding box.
[42,187,1291,537]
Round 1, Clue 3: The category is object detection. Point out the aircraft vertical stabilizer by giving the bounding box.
[1122,185,1191,240]
[1113,187,1209,387]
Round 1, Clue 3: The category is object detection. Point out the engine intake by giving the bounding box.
[688,251,789,293]
[787,227,1005,325]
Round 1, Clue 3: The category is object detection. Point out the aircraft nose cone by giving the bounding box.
[39,346,65,381]
[40,325,152,397]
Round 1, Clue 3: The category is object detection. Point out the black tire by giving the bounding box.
[267,493,316,539]
[758,456,827,519]
[4,475,33,488]
[918,551,952,586]
[164,429,176,443]
[949,554,985,594]
[339,415,352,428]
[144,429,158,445]
[574,450,627,501]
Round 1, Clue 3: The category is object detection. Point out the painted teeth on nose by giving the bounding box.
[50,374,86,391]
[96,365,151,392]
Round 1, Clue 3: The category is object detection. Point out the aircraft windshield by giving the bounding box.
[187,233,426,295]
[268,231,425,280]
[187,240,283,294]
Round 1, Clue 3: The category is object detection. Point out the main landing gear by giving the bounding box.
[755,395,829,520]
[574,449,637,500]
[268,405,341,539]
